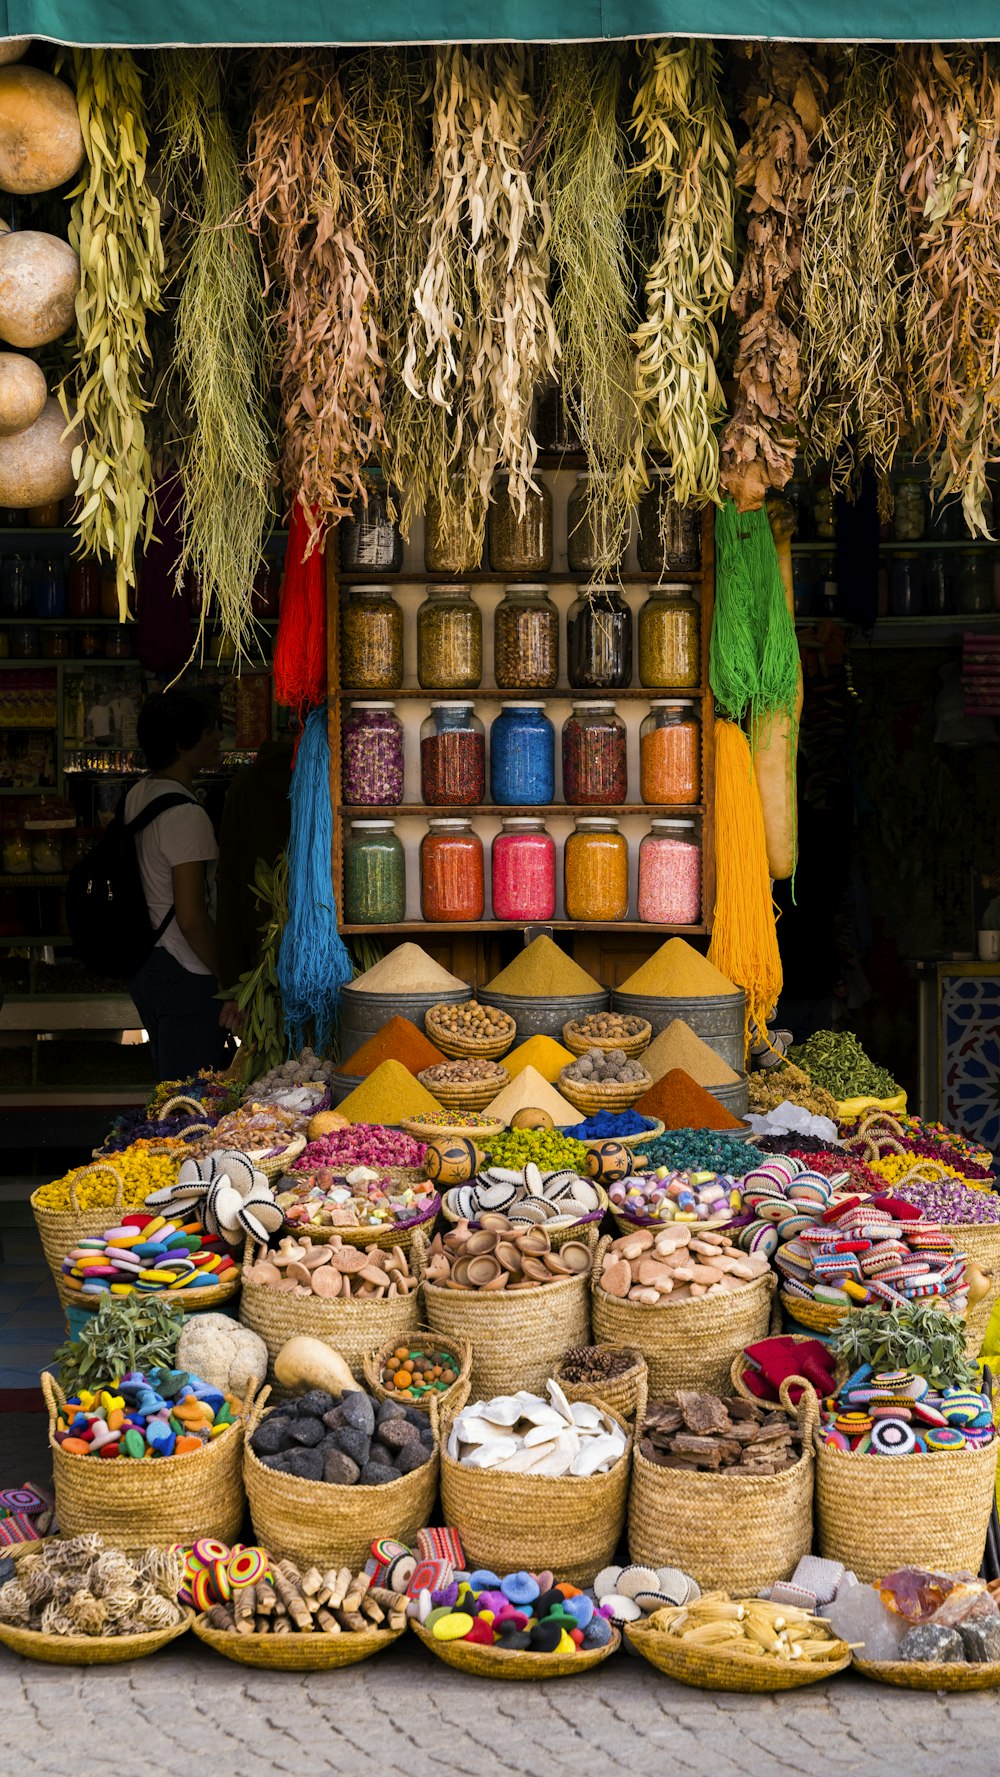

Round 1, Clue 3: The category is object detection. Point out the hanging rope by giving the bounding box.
[277,706,352,1055]
[274,500,327,725]
[711,500,800,738]
[707,720,784,1054]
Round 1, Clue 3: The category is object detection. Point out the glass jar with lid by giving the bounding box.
[420,702,486,806]
[341,585,404,689]
[561,702,627,806]
[34,557,66,620]
[638,818,702,924]
[567,475,624,575]
[567,586,632,689]
[42,626,72,659]
[490,702,555,806]
[890,554,923,617]
[488,479,553,576]
[31,832,63,873]
[533,381,582,453]
[812,475,836,541]
[636,475,701,575]
[923,553,953,618]
[493,584,559,689]
[420,818,485,922]
[564,816,629,922]
[491,817,556,921]
[423,495,483,575]
[640,700,701,805]
[958,551,993,615]
[893,477,926,542]
[342,703,404,807]
[339,471,403,572]
[417,585,482,689]
[2,828,30,874]
[343,819,406,924]
[638,585,700,687]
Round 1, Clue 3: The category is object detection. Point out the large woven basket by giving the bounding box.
[590,1235,775,1397]
[243,1387,438,1572]
[557,1070,652,1115]
[562,1018,651,1060]
[943,1222,1000,1355]
[411,1618,620,1678]
[239,1251,420,1386]
[42,1372,248,1549]
[440,1396,632,1587]
[280,1195,439,1255]
[628,1377,817,1592]
[852,1654,1000,1692]
[362,1326,472,1417]
[625,1617,850,1692]
[0,1610,194,1666]
[193,1613,406,1670]
[425,1004,516,1061]
[415,1229,592,1398]
[730,1339,845,1404]
[814,1432,999,1583]
[417,1068,509,1111]
[67,1250,244,1316]
[778,1289,850,1335]
[554,1347,648,1422]
[31,1162,147,1303]
[255,1135,307,1181]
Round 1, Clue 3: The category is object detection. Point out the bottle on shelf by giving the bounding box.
[417,585,482,690]
[420,817,485,922]
[636,473,701,575]
[489,701,555,806]
[561,701,627,806]
[340,471,403,573]
[341,585,404,690]
[493,584,559,690]
[564,816,629,922]
[488,479,553,576]
[637,584,699,688]
[567,475,624,575]
[491,816,556,922]
[343,819,406,924]
[567,585,632,689]
[639,699,701,805]
[342,702,404,807]
[420,702,486,806]
[637,817,702,925]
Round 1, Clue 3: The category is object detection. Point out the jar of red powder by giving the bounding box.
[637,817,701,924]
[639,699,700,805]
[420,702,486,806]
[491,817,556,921]
[562,701,628,805]
[420,818,485,921]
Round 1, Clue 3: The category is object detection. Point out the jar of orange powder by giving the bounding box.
[639,699,700,806]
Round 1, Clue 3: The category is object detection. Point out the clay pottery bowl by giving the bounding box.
[466,1255,502,1287]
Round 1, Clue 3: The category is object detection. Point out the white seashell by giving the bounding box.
[570,1434,621,1477]
[457,1420,509,1447]
[523,1422,565,1448]
[459,1439,519,1469]
[569,1401,603,1430]
[545,1379,575,1423]
[447,1428,461,1461]
[493,1447,545,1474]
[512,1391,550,1411]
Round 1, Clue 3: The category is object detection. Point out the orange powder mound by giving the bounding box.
[341,1016,445,1079]
[634,1067,742,1131]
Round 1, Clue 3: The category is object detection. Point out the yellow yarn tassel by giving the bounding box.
[707,720,783,1054]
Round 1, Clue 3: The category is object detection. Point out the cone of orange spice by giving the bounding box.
[633,1067,743,1131]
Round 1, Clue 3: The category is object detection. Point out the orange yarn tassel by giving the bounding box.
[274,499,327,721]
[707,719,783,1054]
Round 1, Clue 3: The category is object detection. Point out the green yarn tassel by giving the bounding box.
[711,500,800,735]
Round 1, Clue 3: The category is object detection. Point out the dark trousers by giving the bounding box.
[129,946,229,1081]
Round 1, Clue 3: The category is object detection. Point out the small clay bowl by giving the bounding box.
[521,1255,553,1284]
[451,1256,473,1288]
[516,1229,550,1257]
[467,1255,502,1287]
[479,1211,511,1232]
[559,1240,593,1274]
[480,1271,509,1291]
[496,1240,523,1273]
[465,1230,499,1256]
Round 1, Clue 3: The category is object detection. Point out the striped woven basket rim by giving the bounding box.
[410,1617,621,1678]
[851,1653,1000,1691]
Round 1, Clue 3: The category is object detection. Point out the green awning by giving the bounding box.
[0,0,990,45]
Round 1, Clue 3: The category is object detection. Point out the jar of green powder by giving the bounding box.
[344,820,406,924]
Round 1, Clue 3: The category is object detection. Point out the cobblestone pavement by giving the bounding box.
[2,1641,998,1776]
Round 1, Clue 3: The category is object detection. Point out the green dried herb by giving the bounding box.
[54,1295,185,1394]
[832,1301,978,1391]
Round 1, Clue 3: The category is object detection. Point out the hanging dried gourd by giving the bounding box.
[398,45,558,564]
[628,40,736,512]
[899,47,1000,537]
[247,52,385,550]
[59,49,163,619]
[800,51,910,512]
[153,50,276,662]
[719,46,826,511]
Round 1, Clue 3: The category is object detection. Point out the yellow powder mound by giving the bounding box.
[485,935,602,998]
[619,938,736,999]
[503,1035,576,1084]
[336,1060,442,1125]
[642,1019,740,1088]
[484,1065,584,1127]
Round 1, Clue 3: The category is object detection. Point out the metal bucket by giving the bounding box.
[338,982,469,1072]
[329,1072,363,1108]
[611,988,746,1074]
[708,1074,750,1121]
[477,987,609,1043]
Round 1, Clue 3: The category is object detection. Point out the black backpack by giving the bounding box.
[66,787,193,979]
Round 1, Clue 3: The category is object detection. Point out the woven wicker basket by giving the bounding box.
[401,1117,505,1143]
[0,1610,194,1666]
[625,1618,851,1692]
[730,1340,844,1404]
[362,1326,472,1416]
[943,1222,1000,1355]
[280,1196,439,1254]
[417,1068,509,1111]
[779,1290,851,1335]
[42,1372,248,1549]
[68,1249,244,1316]
[440,1396,632,1587]
[814,1432,999,1583]
[255,1136,307,1181]
[590,1235,776,1397]
[557,1070,652,1115]
[193,1613,406,1670]
[425,1003,516,1060]
[562,1018,651,1060]
[415,1229,593,1398]
[243,1387,439,1571]
[628,1378,817,1592]
[239,1252,420,1386]
[31,1162,140,1302]
[610,1205,734,1240]
[554,1348,648,1422]
[438,1186,608,1250]
[852,1654,1000,1692]
[411,1618,620,1678]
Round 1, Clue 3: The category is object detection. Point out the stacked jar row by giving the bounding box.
[342,816,702,926]
[340,583,700,692]
[340,473,702,579]
[342,700,702,808]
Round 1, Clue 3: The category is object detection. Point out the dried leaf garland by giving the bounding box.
[628,40,736,511]
[154,50,276,663]
[247,52,386,549]
[899,46,1000,537]
[800,51,910,513]
[59,49,163,619]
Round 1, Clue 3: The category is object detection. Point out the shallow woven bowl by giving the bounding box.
[558,1072,652,1116]
[411,1618,620,1679]
[779,1290,852,1335]
[610,1203,734,1239]
[66,1266,242,1314]
[562,1019,652,1060]
[625,1619,850,1692]
[852,1654,1000,1692]
[254,1136,307,1182]
[0,1610,194,1666]
[438,1184,608,1249]
[574,1118,664,1154]
[425,1006,517,1061]
[363,1326,472,1415]
[193,1614,406,1670]
[400,1117,505,1142]
[281,1194,439,1253]
[417,1068,510,1112]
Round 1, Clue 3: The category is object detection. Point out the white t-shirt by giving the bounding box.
[124,776,218,977]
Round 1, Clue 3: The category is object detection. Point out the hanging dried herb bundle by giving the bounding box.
[800,51,910,511]
[720,47,826,511]
[628,40,736,511]
[900,46,1000,537]
[154,50,276,662]
[545,44,641,574]
[247,52,385,548]
[399,46,558,563]
[59,49,163,618]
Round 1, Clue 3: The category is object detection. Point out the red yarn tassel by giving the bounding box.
[274,500,327,722]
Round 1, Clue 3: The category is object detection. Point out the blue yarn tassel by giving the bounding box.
[278,707,352,1054]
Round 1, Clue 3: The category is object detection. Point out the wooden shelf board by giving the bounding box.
[338,920,710,935]
[337,686,704,701]
[339,804,705,817]
[339,571,702,587]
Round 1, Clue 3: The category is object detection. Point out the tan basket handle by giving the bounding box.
[67,1162,124,1216]
[591,1232,611,1289]
[245,1382,272,1439]
[409,1228,428,1284]
[778,1374,819,1445]
[41,1370,65,1433]
[159,1094,209,1119]
[630,1366,649,1433]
